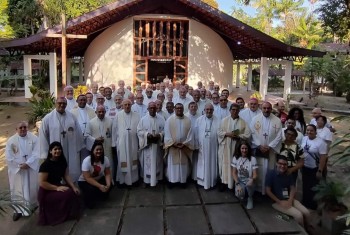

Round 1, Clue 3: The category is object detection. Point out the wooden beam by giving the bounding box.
[46,34,87,39]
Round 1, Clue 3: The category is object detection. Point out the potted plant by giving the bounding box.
[26,85,55,129]
[313,179,348,234]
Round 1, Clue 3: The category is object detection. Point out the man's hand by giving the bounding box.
[19,163,29,169]
[176,143,184,148]
[259,145,270,153]
[316,171,323,180]
[56,186,69,192]
[279,200,292,209]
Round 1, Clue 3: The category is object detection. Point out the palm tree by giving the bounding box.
[292,13,323,49]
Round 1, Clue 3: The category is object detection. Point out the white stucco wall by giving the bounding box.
[188,19,233,89]
[84,15,233,89]
[84,18,134,87]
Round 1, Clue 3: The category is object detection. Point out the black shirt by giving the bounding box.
[39,158,67,186]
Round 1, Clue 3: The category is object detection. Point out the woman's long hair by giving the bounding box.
[46,141,66,164]
[234,141,252,161]
[288,107,306,134]
[90,142,105,165]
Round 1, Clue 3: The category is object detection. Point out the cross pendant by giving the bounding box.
[263,133,268,140]
[61,131,66,138]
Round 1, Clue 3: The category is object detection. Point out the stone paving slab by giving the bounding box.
[199,187,239,204]
[166,206,210,235]
[17,212,76,235]
[165,183,200,205]
[100,187,126,208]
[206,204,256,234]
[247,202,304,234]
[120,207,163,235]
[127,185,163,206]
[73,208,122,235]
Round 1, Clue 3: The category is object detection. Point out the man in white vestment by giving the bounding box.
[164,103,194,187]
[173,87,193,113]
[221,89,233,108]
[112,99,140,185]
[131,93,148,118]
[239,98,261,125]
[217,103,251,190]
[214,95,230,120]
[85,105,114,180]
[86,92,96,110]
[118,80,131,99]
[144,88,156,106]
[155,99,169,120]
[64,85,76,112]
[192,90,206,115]
[6,121,39,221]
[70,94,96,159]
[165,101,175,117]
[195,104,220,189]
[185,102,201,181]
[104,87,116,110]
[208,81,215,94]
[250,102,282,194]
[90,82,99,103]
[39,97,83,181]
[137,102,165,187]
[211,92,220,110]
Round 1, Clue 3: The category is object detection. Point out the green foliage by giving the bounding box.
[313,179,348,211]
[0,0,14,39]
[0,190,32,217]
[317,0,350,42]
[26,85,55,123]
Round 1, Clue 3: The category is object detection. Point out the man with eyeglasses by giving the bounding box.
[213,95,230,120]
[39,97,84,182]
[239,98,262,125]
[217,103,251,190]
[266,155,310,228]
[250,101,282,194]
[194,103,220,189]
[164,103,194,188]
[131,93,148,118]
[6,121,39,221]
[282,118,303,145]
[211,92,220,110]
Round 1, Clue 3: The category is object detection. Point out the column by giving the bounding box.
[236,63,240,88]
[49,52,58,98]
[283,60,292,100]
[259,57,268,100]
[247,63,252,91]
[23,55,32,99]
[79,57,84,84]
[67,58,72,85]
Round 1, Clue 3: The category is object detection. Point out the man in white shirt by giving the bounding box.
[239,98,262,125]
[132,93,148,118]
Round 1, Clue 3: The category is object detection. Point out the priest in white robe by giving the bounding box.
[213,95,230,120]
[64,85,76,112]
[217,103,251,190]
[85,105,114,180]
[132,94,148,118]
[137,102,165,187]
[164,103,194,187]
[195,104,220,189]
[104,87,116,110]
[239,98,261,126]
[6,121,39,220]
[39,97,83,181]
[185,102,201,181]
[173,87,193,113]
[112,99,140,185]
[250,102,282,194]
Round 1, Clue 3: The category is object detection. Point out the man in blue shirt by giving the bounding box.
[265,155,310,228]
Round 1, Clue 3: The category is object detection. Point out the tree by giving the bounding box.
[202,0,219,8]
[317,0,350,42]
[0,0,14,39]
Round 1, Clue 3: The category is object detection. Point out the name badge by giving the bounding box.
[282,188,289,199]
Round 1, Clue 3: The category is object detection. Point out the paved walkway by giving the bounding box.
[14,183,307,235]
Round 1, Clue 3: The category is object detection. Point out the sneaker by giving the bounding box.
[246,197,253,210]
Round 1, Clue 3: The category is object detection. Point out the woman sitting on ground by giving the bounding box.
[38,142,80,226]
[231,141,258,210]
[78,142,112,209]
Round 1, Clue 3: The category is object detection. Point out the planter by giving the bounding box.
[321,208,348,235]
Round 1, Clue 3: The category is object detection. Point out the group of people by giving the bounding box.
[6,79,334,229]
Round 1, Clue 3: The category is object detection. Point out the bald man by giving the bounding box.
[112,99,140,186]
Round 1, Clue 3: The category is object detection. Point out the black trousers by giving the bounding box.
[78,178,110,209]
[301,167,318,210]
